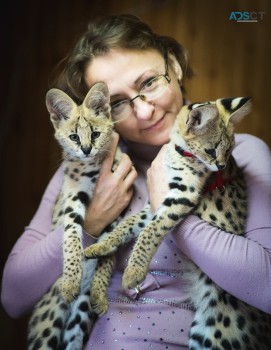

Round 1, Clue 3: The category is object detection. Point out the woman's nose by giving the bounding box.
[132,98,155,120]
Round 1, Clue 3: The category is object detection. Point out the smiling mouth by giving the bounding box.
[142,116,166,132]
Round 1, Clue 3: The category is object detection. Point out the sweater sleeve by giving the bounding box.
[1,165,95,319]
[172,134,271,313]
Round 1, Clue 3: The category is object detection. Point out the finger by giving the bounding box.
[122,186,134,208]
[113,153,133,179]
[123,166,138,186]
[126,186,134,201]
[100,132,120,174]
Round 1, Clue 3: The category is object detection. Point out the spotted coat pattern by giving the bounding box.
[27,83,121,350]
[86,97,271,350]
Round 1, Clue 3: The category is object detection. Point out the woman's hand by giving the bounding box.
[147,145,169,213]
[83,133,137,237]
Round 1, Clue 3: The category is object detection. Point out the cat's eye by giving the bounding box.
[225,145,232,156]
[92,131,100,139]
[204,148,216,159]
[69,134,79,142]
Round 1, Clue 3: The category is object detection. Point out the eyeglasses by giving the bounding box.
[110,60,171,120]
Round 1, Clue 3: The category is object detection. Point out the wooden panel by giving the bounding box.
[1,0,270,348]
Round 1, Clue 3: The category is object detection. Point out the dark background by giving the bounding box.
[1,0,270,348]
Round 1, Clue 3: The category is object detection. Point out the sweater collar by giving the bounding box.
[120,139,162,162]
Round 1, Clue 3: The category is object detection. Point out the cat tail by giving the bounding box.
[27,279,70,350]
[62,258,98,350]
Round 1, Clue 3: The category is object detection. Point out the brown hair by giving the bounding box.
[54,14,193,103]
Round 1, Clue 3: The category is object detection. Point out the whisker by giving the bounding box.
[49,152,65,171]
[112,114,130,124]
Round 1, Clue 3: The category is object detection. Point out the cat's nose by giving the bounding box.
[81,146,92,156]
[216,164,225,170]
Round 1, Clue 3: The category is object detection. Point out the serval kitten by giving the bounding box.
[28,82,120,350]
[86,97,271,350]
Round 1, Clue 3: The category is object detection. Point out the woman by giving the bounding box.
[2,14,271,349]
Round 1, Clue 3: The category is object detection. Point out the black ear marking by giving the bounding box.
[237,97,251,107]
[220,97,251,113]
[220,98,234,112]
[218,97,252,125]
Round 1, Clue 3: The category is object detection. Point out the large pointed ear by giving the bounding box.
[218,97,252,125]
[46,88,76,129]
[83,82,111,118]
[186,105,218,135]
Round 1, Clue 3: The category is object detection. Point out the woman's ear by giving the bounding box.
[167,52,183,85]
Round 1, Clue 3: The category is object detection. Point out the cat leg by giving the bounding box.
[121,218,167,289]
[61,197,87,302]
[89,255,116,315]
[122,196,197,289]
[84,205,151,258]
[61,229,83,302]
[62,256,118,349]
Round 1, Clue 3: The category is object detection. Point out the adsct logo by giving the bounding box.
[229,11,266,22]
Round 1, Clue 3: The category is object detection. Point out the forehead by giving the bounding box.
[84,49,164,95]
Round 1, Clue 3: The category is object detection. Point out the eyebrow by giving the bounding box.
[134,68,160,85]
[134,71,150,85]
[110,68,161,101]
[110,94,125,102]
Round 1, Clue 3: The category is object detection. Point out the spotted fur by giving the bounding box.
[27,82,120,350]
[86,97,271,349]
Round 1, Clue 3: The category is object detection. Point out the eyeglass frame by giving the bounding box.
[110,57,171,118]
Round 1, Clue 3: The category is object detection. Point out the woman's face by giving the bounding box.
[85,49,183,146]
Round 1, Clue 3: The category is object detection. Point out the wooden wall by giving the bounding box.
[1,0,270,347]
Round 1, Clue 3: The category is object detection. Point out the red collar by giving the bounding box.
[204,171,227,193]
[175,144,195,158]
[174,144,231,193]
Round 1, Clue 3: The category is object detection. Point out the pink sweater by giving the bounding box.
[2,134,271,349]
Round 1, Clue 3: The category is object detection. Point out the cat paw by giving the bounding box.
[85,243,114,258]
[122,265,147,289]
[90,291,109,316]
[60,277,81,302]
